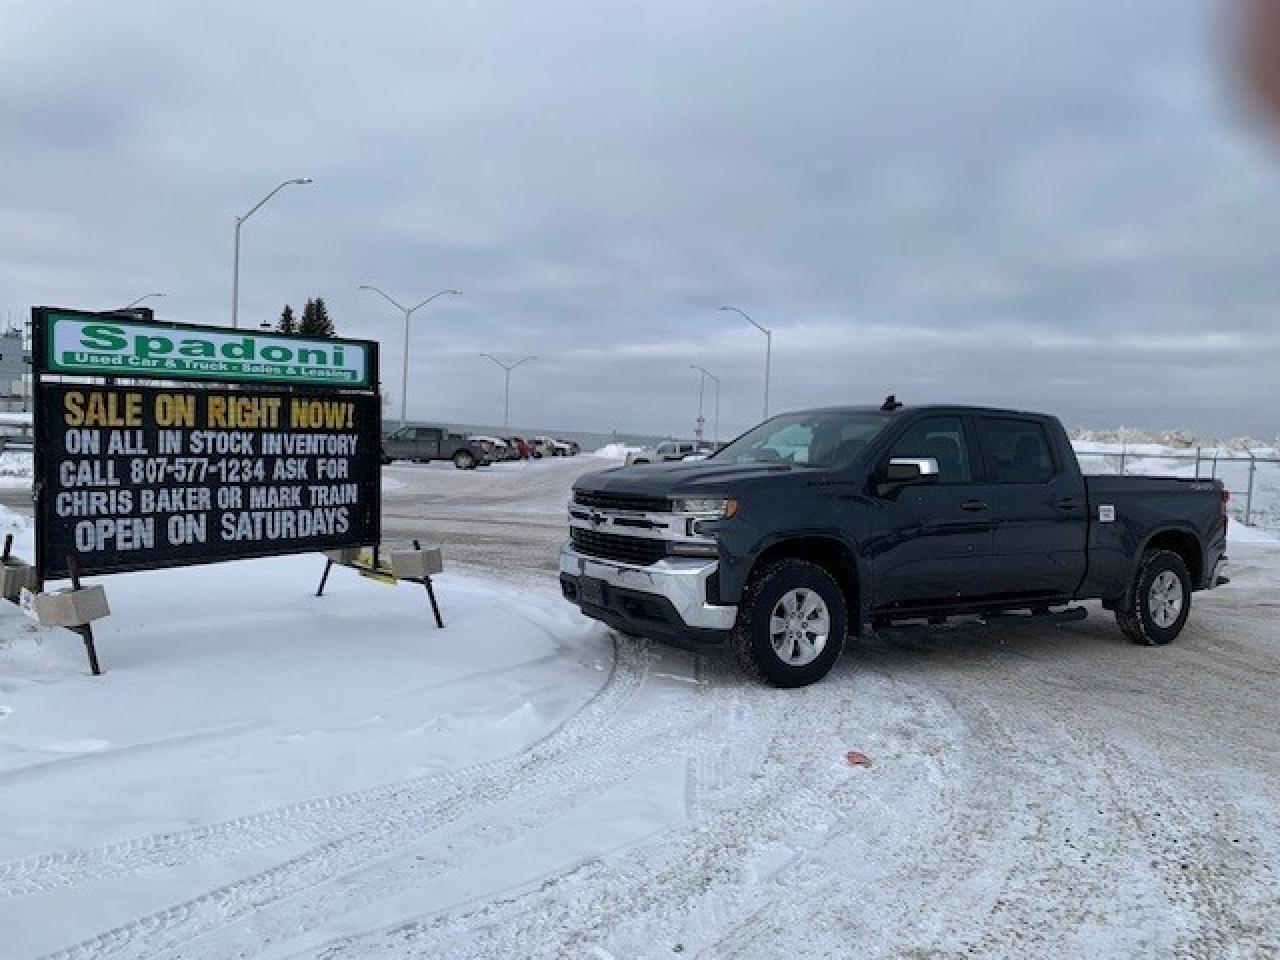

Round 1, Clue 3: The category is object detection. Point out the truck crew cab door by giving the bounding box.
[868,414,995,610]
[415,427,442,460]
[975,416,1087,601]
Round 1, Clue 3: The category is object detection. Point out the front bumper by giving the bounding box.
[559,542,737,647]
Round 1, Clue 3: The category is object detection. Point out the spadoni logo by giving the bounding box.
[46,314,370,387]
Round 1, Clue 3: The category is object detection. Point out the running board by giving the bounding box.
[872,605,1088,640]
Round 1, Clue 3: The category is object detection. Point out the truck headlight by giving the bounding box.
[671,497,738,518]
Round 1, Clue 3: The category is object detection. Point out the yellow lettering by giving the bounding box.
[154,393,196,427]
[64,391,85,427]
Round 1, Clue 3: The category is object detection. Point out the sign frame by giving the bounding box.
[32,307,382,583]
[33,306,375,389]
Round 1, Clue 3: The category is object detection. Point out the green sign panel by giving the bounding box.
[43,313,372,387]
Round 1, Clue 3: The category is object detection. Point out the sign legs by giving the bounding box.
[66,557,103,676]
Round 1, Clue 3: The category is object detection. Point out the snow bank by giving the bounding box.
[1229,521,1279,544]
[591,443,641,459]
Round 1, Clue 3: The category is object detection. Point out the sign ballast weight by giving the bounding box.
[28,307,387,672]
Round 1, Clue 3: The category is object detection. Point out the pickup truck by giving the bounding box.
[560,400,1230,687]
[381,425,497,469]
[625,440,702,465]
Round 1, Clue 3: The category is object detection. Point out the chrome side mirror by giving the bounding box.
[885,457,941,483]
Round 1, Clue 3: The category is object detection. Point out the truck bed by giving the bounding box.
[1080,474,1227,597]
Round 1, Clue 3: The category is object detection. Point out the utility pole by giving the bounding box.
[359,286,461,427]
[718,305,771,420]
[121,292,165,310]
[479,353,538,428]
[691,365,720,444]
[231,177,312,329]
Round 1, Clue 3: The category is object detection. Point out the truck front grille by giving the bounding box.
[570,527,668,566]
[573,490,670,513]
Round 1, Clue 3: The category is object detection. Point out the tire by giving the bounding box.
[730,558,847,687]
[1116,548,1192,646]
[453,450,476,470]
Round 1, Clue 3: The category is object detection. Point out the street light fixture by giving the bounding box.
[121,292,165,310]
[718,305,771,420]
[359,285,461,427]
[479,353,538,429]
[231,177,313,329]
[691,364,720,445]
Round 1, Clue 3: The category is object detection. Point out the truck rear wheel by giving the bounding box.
[730,559,847,687]
[453,450,476,470]
[1116,548,1192,646]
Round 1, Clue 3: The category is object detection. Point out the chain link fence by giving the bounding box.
[1074,446,1279,531]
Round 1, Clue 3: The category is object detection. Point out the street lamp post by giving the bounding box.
[359,286,461,428]
[691,365,720,444]
[479,354,537,428]
[718,305,771,420]
[231,177,313,329]
[121,292,165,310]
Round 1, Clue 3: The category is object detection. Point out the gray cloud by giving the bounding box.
[2,0,1278,439]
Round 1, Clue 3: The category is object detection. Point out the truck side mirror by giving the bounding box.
[885,457,941,484]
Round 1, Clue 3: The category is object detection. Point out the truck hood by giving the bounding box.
[575,460,801,498]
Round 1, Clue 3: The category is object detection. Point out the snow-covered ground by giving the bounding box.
[0,532,613,958]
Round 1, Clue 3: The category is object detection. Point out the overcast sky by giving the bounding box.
[2,0,1278,439]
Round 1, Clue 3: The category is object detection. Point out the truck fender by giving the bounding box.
[1130,524,1205,596]
[737,532,868,634]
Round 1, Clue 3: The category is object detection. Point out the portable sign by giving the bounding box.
[39,309,372,387]
[32,307,381,581]
[35,383,381,578]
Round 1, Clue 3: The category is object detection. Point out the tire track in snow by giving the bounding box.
[706,632,1280,959]
[285,655,899,960]
[1,634,649,900]
[143,657,755,960]
[30,639,734,960]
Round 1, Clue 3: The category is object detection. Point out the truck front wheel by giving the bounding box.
[1116,548,1192,646]
[730,559,847,687]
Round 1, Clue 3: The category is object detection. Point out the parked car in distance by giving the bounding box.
[625,440,700,465]
[568,440,581,456]
[470,435,510,461]
[382,425,497,469]
[682,441,727,462]
[561,399,1230,687]
[533,436,573,457]
[506,436,532,460]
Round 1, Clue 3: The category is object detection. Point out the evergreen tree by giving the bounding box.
[313,297,335,337]
[297,297,336,337]
[277,304,297,334]
[298,298,316,333]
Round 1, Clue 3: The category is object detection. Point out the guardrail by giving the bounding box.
[1075,447,1279,528]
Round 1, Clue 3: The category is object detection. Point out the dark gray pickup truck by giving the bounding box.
[560,400,1230,686]
[381,425,497,469]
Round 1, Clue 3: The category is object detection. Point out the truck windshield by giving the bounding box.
[714,411,892,467]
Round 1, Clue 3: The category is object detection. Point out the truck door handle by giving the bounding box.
[1055,498,1080,510]
[960,500,988,512]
